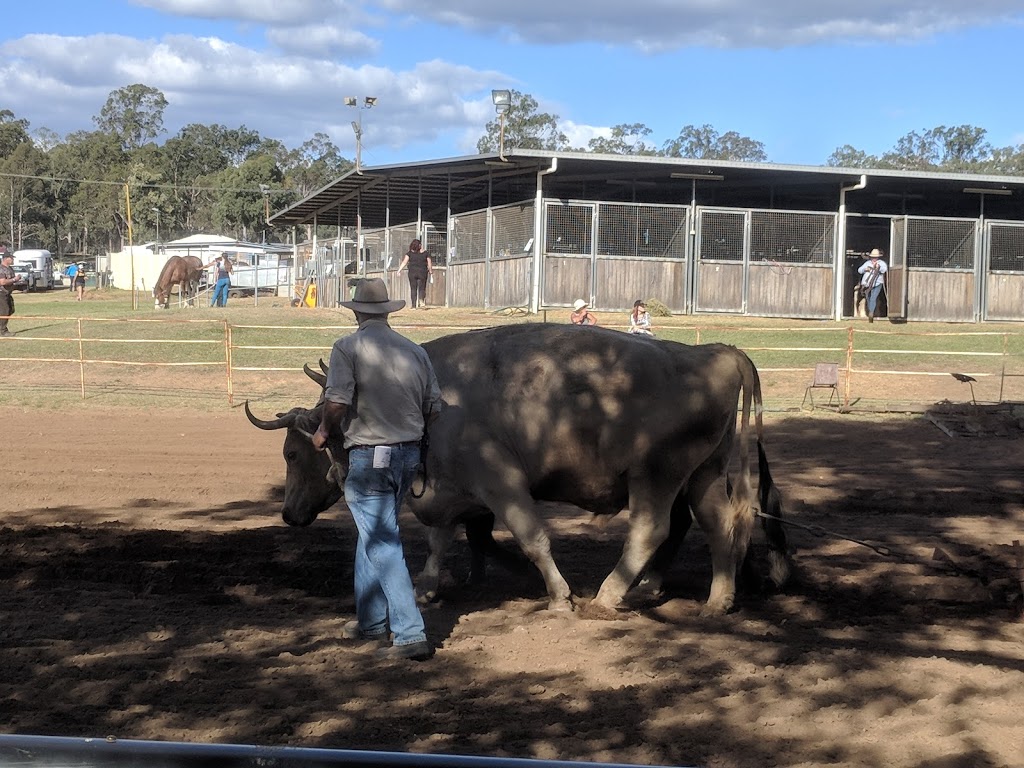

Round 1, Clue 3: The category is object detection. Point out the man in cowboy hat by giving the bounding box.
[312,278,442,661]
[857,248,888,322]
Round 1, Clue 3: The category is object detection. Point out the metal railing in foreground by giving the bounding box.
[0,735,696,768]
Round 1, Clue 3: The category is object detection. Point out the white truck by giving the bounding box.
[13,249,56,291]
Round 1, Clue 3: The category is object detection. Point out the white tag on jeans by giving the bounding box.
[372,445,392,468]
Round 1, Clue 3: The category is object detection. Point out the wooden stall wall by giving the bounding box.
[542,257,592,307]
[747,263,833,318]
[448,262,486,307]
[381,267,448,308]
[489,257,532,309]
[594,259,686,311]
[985,273,1024,321]
[907,271,974,322]
[696,262,744,313]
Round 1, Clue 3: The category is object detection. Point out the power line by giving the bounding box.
[0,171,274,195]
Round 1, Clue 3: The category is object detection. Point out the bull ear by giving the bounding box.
[319,358,329,374]
[303,363,327,388]
[244,401,304,430]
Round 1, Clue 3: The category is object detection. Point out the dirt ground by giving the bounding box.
[2,405,1023,768]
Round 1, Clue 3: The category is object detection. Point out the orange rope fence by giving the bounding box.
[0,315,1020,409]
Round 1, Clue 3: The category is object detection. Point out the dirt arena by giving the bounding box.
[2,405,1023,768]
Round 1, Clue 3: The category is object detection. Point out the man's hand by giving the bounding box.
[312,425,329,452]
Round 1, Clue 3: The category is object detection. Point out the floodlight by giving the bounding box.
[364,96,377,108]
[344,97,357,107]
[491,89,511,115]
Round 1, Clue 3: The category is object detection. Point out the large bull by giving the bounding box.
[246,324,791,616]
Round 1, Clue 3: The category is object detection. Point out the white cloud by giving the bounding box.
[0,32,501,157]
[370,0,1024,49]
[266,23,380,58]
[131,0,353,27]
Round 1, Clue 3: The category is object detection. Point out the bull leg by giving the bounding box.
[689,465,755,617]
[473,493,573,611]
[416,524,457,603]
[592,475,680,611]
[634,492,693,597]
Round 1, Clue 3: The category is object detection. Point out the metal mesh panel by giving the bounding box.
[751,211,835,265]
[988,223,1024,273]
[450,209,487,263]
[545,203,593,255]
[425,227,448,267]
[597,203,688,259]
[387,224,419,271]
[699,210,745,262]
[359,230,387,272]
[907,218,975,270]
[492,202,536,260]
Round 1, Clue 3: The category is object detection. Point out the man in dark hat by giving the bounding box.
[312,278,442,661]
[0,250,17,337]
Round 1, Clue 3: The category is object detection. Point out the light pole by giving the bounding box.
[258,184,270,242]
[491,89,511,161]
[344,96,377,172]
[150,207,161,243]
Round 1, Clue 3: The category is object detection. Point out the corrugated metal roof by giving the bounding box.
[269,149,1024,229]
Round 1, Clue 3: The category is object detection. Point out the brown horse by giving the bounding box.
[153,255,204,309]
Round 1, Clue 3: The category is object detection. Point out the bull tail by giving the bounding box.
[757,440,792,588]
[736,349,792,589]
[728,348,757,571]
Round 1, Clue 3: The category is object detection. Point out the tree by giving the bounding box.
[586,123,659,155]
[477,90,568,153]
[50,130,130,253]
[206,154,283,241]
[0,109,31,159]
[94,84,168,151]
[282,132,350,199]
[826,145,878,168]
[662,124,767,161]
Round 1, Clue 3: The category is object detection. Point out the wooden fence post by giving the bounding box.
[224,320,233,406]
[78,318,86,400]
[842,325,854,408]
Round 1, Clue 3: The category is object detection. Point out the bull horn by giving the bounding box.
[318,358,329,374]
[303,363,327,388]
[244,400,302,430]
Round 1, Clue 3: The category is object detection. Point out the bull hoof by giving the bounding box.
[699,599,733,618]
[578,600,627,621]
[546,596,576,613]
[415,587,439,604]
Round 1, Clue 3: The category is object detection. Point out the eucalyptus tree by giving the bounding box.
[94,83,168,151]
[662,124,767,161]
[586,123,659,155]
[477,90,568,153]
[50,130,130,253]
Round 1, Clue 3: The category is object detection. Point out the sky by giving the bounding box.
[3,0,1024,168]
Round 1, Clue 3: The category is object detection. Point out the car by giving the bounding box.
[11,263,32,291]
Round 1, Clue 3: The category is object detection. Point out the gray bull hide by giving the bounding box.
[247,324,791,616]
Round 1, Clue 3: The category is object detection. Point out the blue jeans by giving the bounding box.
[211,278,230,307]
[344,443,427,646]
[864,283,883,316]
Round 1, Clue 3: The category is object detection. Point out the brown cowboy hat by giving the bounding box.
[340,277,406,314]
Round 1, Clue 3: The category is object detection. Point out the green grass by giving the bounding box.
[3,287,1022,411]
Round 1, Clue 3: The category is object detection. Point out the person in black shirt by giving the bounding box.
[397,239,432,309]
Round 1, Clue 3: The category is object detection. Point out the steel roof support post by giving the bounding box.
[836,175,867,321]
[531,158,558,313]
[356,188,364,276]
[686,179,697,315]
[446,172,452,309]
[974,206,984,323]
[385,180,391,274]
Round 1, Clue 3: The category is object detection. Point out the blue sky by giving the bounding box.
[3,0,1023,167]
